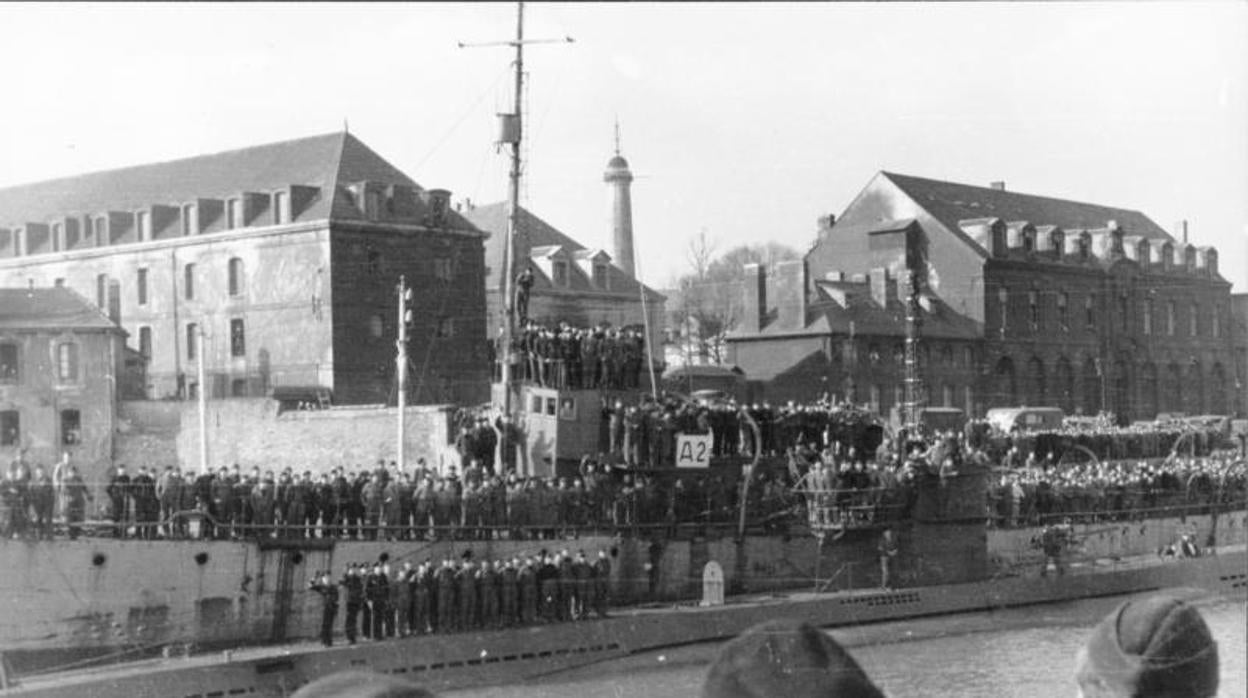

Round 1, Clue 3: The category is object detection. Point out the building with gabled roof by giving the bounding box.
[729,172,1242,420]
[0,132,489,407]
[461,206,665,362]
[1,286,126,482]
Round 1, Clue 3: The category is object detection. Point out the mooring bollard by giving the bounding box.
[700,560,724,606]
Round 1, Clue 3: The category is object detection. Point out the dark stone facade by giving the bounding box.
[728,172,1244,420]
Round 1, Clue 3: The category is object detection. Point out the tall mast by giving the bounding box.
[461,2,572,418]
[501,2,525,418]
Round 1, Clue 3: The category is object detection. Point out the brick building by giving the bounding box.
[728,172,1243,420]
[0,287,125,480]
[0,132,489,406]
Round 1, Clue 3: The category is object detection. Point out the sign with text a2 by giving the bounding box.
[676,433,713,468]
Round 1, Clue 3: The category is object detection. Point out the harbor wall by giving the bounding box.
[174,398,462,473]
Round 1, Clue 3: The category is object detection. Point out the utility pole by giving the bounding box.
[397,275,412,469]
[460,2,573,418]
[197,324,208,475]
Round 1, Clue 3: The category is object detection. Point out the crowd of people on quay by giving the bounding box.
[307,547,612,648]
[494,320,649,390]
[2,392,1242,542]
[989,452,1246,527]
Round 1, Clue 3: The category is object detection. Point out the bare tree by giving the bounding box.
[671,232,800,364]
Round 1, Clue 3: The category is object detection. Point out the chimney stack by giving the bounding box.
[741,263,766,334]
[774,260,807,330]
[817,214,836,240]
[990,181,1006,191]
[1175,219,1189,244]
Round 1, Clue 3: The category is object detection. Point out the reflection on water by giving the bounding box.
[446,592,1247,698]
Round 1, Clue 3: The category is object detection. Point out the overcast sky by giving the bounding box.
[0,2,1244,292]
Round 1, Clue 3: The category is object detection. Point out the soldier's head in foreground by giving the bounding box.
[291,671,434,698]
[702,619,883,698]
[1074,593,1218,698]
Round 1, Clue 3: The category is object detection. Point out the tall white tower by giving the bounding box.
[604,124,636,278]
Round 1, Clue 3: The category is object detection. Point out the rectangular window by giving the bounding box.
[553,261,569,287]
[1028,290,1040,331]
[435,316,454,338]
[230,319,246,357]
[0,410,18,446]
[93,216,106,241]
[137,211,151,240]
[138,326,152,358]
[184,263,195,300]
[273,191,287,224]
[61,409,81,446]
[228,258,243,297]
[96,273,108,307]
[226,199,241,229]
[0,343,18,382]
[137,268,148,305]
[1142,300,1153,335]
[54,278,64,287]
[1189,304,1198,336]
[365,191,382,221]
[1213,308,1221,339]
[57,342,79,382]
[1166,302,1176,336]
[231,378,247,397]
[433,257,453,281]
[593,263,609,289]
[1057,292,1069,332]
[1085,296,1096,330]
[187,323,198,361]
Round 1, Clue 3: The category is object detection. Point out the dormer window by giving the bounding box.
[1078,234,1090,260]
[365,190,382,221]
[593,263,609,289]
[181,204,196,235]
[137,211,151,241]
[273,191,288,224]
[552,260,569,287]
[1022,229,1035,252]
[226,198,241,230]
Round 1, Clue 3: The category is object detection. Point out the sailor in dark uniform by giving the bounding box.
[572,551,593,620]
[309,571,339,647]
[341,564,364,645]
[538,553,559,623]
[592,549,612,618]
[365,563,389,640]
[457,557,479,631]
[518,557,538,625]
[1040,518,1074,577]
[500,557,519,627]
[480,560,501,629]
[435,558,457,633]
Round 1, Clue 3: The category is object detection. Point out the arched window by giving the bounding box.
[228,258,244,297]
[997,287,1009,332]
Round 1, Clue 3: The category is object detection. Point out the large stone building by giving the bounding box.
[0,287,125,477]
[728,172,1243,420]
[461,146,665,360]
[0,132,490,406]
